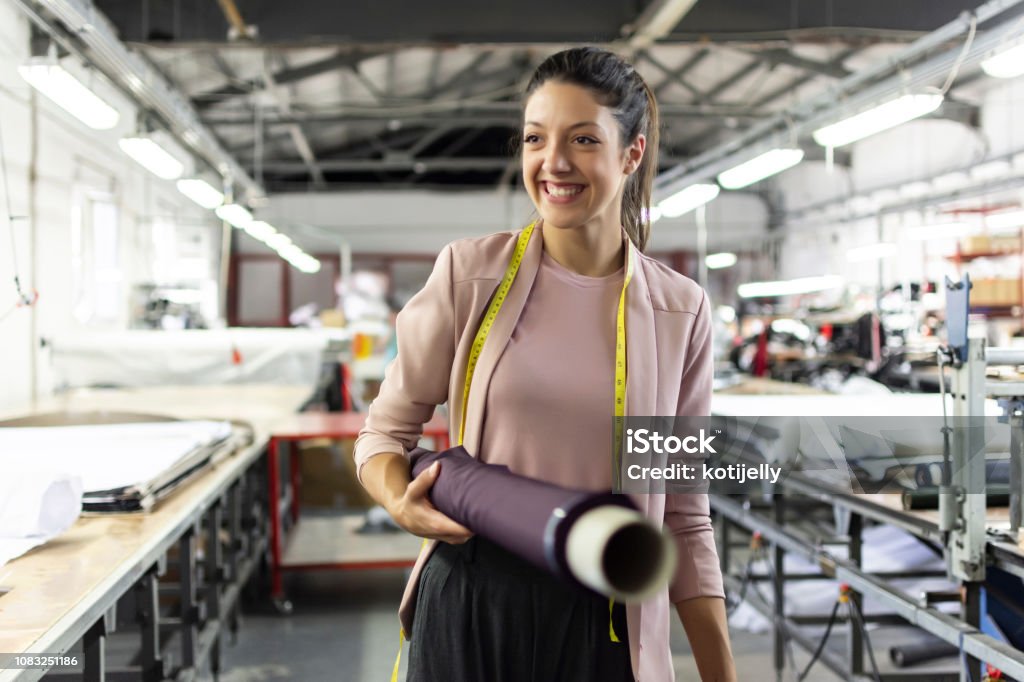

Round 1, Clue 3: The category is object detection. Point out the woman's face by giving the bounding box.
[522,81,644,233]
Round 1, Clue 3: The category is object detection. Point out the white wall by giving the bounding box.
[0,0,216,410]
[255,188,769,255]
[773,75,1024,286]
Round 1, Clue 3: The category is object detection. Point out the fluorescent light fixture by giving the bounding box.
[277,243,304,259]
[986,209,1024,232]
[266,233,293,250]
[738,275,844,299]
[243,220,277,241]
[296,256,322,274]
[899,181,931,198]
[658,183,720,217]
[705,252,737,269]
[215,203,254,228]
[176,178,224,209]
[119,137,184,179]
[982,42,1024,79]
[718,149,804,190]
[905,222,974,241]
[846,242,898,262]
[970,159,1012,182]
[643,206,663,223]
[18,61,119,130]
[812,93,944,148]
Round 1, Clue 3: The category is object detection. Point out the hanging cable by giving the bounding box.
[797,596,842,681]
[847,589,883,682]
[940,13,978,94]
[0,103,38,322]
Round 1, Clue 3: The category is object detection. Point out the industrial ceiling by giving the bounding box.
[37,0,998,192]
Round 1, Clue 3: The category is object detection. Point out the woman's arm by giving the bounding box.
[675,597,736,681]
[668,290,735,679]
[354,244,471,544]
[360,451,472,544]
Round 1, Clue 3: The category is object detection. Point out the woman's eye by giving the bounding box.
[523,133,540,143]
[574,136,598,144]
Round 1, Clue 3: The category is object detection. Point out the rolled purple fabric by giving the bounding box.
[409,446,674,601]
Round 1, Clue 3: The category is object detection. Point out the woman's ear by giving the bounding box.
[624,134,646,175]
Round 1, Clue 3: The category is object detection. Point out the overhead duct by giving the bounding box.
[14,0,262,201]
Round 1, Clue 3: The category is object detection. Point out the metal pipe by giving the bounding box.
[711,494,1024,679]
[985,348,1024,366]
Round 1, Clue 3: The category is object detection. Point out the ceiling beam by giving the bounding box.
[742,48,852,79]
[253,155,686,173]
[202,101,766,126]
[192,48,387,109]
[263,51,325,186]
[642,48,710,101]
[620,0,700,49]
[651,47,708,99]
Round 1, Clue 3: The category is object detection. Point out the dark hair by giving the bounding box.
[522,47,659,252]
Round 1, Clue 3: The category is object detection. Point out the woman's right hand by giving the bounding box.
[387,461,473,544]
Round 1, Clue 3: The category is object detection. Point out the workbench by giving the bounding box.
[0,385,313,682]
[266,411,449,612]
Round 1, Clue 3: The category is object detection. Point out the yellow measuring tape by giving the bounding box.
[392,224,633,679]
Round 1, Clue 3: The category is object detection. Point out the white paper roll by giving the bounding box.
[565,504,676,602]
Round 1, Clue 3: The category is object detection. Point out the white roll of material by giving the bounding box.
[0,470,83,569]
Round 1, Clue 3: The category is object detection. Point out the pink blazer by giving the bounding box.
[354,226,724,681]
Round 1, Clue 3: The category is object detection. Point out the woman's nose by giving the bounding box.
[543,142,571,173]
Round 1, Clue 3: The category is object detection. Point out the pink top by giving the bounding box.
[481,250,624,490]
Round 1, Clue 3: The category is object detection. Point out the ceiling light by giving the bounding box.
[277,243,304,259]
[18,61,119,130]
[738,275,844,299]
[982,42,1024,79]
[846,242,898,262]
[643,206,663,223]
[215,203,254,228]
[986,209,1024,232]
[705,252,737,269]
[176,178,224,209]
[905,222,975,241]
[243,220,277,241]
[265,233,292,250]
[299,257,322,274]
[119,137,184,179]
[812,93,944,148]
[717,149,804,190]
[658,183,720,217]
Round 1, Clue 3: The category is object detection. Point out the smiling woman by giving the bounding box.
[356,47,735,682]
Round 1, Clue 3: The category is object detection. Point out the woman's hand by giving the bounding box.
[386,461,474,544]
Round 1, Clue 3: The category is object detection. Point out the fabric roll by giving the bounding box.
[409,446,662,599]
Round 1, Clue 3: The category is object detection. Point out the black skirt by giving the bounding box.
[406,536,633,682]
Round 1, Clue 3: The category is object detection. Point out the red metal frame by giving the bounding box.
[266,412,450,603]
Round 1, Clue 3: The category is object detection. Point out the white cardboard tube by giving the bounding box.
[565,505,677,602]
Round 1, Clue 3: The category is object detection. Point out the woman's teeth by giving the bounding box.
[547,185,583,197]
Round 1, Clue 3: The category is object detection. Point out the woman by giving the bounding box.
[355,47,736,681]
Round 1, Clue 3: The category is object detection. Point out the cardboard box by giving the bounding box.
[971,278,1021,306]
[298,438,376,510]
[990,235,1022,253]
[962,235,991,254]
[971,278,999,306]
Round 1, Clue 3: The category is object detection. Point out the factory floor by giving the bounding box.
[199,568,955,682]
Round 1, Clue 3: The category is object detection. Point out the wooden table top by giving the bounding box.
[268,410,449,440]
[0,384,313,662]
